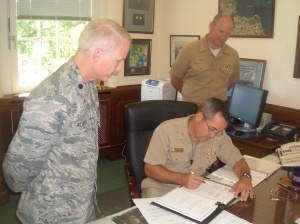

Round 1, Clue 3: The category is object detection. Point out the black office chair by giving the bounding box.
[124,100,198,203]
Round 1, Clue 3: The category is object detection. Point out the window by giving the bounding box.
[1,0,94,94]
[17,20,88,87]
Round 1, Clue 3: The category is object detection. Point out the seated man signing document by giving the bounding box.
[141,97,253,202]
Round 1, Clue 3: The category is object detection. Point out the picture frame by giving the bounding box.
[123,0,155,34]
[294,16,300,79]
[124,39,152,76]
[218,0,275,38]
[170,35,200,67]
[228,58,266,96]
[239,58,266,88]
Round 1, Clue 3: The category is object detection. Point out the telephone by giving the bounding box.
[261,121,298,142]
[276,142,300,167]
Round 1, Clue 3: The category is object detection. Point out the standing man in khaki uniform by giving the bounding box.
[141,98,253,202]
[170,13,240,105]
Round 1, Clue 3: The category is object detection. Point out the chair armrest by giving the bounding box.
[124,164,139,205]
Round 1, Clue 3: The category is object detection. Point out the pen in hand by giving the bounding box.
[189,171,206,184]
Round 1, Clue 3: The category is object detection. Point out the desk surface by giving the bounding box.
[94,169,300,224]
[231,134,283,150]
[227,168,300,223]
[230,133,284,158]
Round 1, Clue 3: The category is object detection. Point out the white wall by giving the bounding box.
[158,0,300,110]
[100,0,163,88]
[1,0,299,109]
[0,37,3,98]
[104,0,300,110]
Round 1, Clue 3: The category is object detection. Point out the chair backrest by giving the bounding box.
[124,100,198,197]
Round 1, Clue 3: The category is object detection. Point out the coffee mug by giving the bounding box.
[288,167,300,187]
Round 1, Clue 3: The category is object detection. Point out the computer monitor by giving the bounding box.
[228,82,268,132]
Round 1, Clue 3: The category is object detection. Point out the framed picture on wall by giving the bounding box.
[228,58,266,96]
[123,0,155,34]
[294,16,300,79]
[170,35,200,67]
[239,58,266,88]
[124,39,152,76]
[218,0,275,38]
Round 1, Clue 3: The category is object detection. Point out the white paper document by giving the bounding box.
[209,210,252,224]
[133,197,251,224]
[134,197,196,224]
[151,180,235,222]
[206,155,281,187]
[243,155,282,175]
[261,153,281,164]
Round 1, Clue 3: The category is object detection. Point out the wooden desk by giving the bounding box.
[230,134,283,158]
[227,169,300,223]
[93,169,300,224]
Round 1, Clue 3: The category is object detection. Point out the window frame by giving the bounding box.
[0,0,100,95]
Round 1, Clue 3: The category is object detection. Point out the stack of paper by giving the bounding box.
[206,155,282,187]
[150,179,237,223]
[133,197,251,224]
[134,198,196,224]
[92,155,280,224]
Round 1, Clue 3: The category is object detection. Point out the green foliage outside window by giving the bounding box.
[17,20,87,87]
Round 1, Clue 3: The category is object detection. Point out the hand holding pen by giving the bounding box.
[185,171,206,189]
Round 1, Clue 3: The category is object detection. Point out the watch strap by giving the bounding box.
[240,172,252,180]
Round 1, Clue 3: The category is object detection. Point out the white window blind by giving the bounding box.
[17,0,92,21]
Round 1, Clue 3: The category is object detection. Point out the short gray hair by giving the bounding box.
[198,97,231,122]
[78,18,132,54]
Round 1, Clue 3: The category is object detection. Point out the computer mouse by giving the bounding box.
[234,130,245,137]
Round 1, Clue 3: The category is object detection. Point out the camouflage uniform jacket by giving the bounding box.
[3,58,100,223]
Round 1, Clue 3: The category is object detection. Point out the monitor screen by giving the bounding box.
[228,82,268,132]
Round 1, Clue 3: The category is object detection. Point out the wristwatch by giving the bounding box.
[240,172,252,180]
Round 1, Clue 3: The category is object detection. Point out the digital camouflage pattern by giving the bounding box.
[3,58,100,223]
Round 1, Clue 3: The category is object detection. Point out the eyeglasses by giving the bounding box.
[202,113,223,136]
[270,185,299,201]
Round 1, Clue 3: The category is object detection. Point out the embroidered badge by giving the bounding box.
[221,63,233,74]
[202,148,218,163]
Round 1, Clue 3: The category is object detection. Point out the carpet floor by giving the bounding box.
[0,158,132,224]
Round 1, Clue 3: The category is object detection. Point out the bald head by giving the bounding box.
[207,13,234,49]
[212,13,234,26]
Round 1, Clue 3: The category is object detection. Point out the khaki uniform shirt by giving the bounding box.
[169,36,240,105]
[142,116,242,197]
[3,58,100,224]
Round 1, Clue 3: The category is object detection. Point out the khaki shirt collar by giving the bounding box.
[177,115,194,141]
[198,35,232,57]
